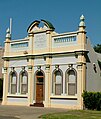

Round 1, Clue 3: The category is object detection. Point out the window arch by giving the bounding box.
[65,68,77,95]
[52,69,63,95]
[19,70,28,94]
[9,71,17,94]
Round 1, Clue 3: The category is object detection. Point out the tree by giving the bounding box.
[94,44,101,53]
[93,44,101,70]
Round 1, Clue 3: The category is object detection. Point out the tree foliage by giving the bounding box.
[94,44,101,53]
[82,91,101,111]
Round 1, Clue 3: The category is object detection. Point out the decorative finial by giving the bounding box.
[6,28,11,39]
[79,15,86,27]
[80,15,85,21]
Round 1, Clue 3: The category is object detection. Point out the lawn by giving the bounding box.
[40,110,101,119]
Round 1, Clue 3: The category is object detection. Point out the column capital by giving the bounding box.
[3,67,8,73]
[28,32,34,37]
[77,62,86,70]
[45,64,50,70]
[28,65,33,70]
[46,30,51,34]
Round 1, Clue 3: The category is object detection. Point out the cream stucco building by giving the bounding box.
[2,15,101,109]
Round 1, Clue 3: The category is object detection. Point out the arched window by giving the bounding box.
[19,70,28,94]
[9,71,17,94]
[52,69,63,95]
[65,69,77,95]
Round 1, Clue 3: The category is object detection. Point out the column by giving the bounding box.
[28,33,34,54]
[77,54,86,109]
[2,28,11,105]
[2,60,9,105]
[27,58,34,105]
[46,30,52,52]
[44,56,52,107]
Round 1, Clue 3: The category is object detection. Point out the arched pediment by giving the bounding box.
[27,20,40,33]
[41,19,55,30]
[27,19,55,33]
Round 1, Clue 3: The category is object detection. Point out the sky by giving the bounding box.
[0,0,101,46]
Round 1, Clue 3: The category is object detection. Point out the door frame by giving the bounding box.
[34,70,45,107]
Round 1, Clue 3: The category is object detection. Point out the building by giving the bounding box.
[0,46,4,79]
[0,46,4,100]
[2,15,101,109]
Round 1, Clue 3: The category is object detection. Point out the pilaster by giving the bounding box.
[2,60,9,105]
[77,54,86,109]
[28,33,34,54]
[44,56,52,107]
[46,30,52,52]
[27,58,34,105]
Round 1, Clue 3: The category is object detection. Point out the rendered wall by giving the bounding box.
[7,59,28,105]
[86,39,101,91]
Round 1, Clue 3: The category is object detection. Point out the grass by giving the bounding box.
[40,110,101,119]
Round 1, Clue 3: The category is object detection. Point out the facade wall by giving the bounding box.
[0,47,4,79]
[6,59,28,105]
[50,99,78,109]
[86,39,101,91]
[2,16,101,109]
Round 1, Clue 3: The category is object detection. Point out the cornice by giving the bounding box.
[3,50,89,60]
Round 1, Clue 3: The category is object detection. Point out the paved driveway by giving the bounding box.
[0,105,67,119]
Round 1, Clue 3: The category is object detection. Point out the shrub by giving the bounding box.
[82,91,101,111]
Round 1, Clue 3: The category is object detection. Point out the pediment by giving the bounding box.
[27,19,55,33]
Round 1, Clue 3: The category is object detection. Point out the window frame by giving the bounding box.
[52,68,63,95]
[9,71,17,94]
[65,68,77,96]
[19,70,28,94]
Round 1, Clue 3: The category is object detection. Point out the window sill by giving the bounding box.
[50,95,77,100]
[7,94,28,98]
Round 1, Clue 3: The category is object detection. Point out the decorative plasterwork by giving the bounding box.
[27,19,55,33]
[45,64,50,70]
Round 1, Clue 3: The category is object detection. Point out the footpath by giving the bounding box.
[0,105,67,119]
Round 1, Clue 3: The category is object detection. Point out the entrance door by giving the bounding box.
[34,71,44,107]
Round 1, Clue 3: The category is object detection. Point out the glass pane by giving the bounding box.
[55,84,61,95]
[11,76,16,84]
[21,84,27,94]
[11,84,16,94]
[22,76,27,84]
[55,71,62,84]
[68,70,75,83]
[37,77,43,82]
[68,83,75,95]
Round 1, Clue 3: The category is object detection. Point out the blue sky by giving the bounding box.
[0,0,101,46]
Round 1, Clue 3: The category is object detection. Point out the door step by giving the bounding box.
[30,103,44,107]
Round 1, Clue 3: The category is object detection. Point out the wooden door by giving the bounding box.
[33,71,44,107]
[36,83,43,103]
[35,75,44,106]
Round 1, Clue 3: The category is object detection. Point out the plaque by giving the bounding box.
[34,33,47,49]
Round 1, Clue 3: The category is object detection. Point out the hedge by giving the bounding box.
[82,91,101,111]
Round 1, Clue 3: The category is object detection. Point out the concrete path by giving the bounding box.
[0,105,67,119]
